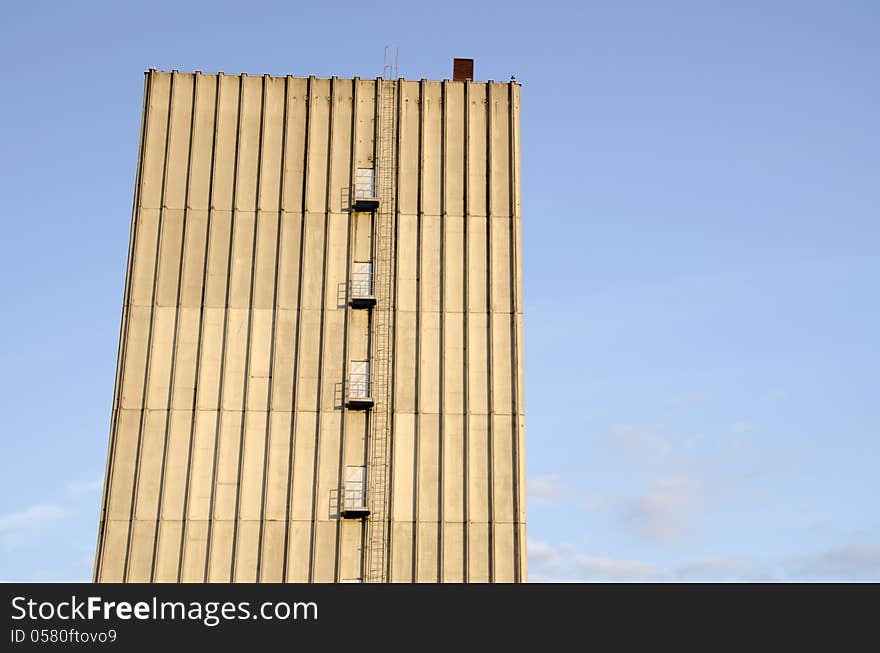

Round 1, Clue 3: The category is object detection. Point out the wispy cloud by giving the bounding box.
[0,505,65,533]
[674,556,765,581]
[786,544,880,581]
[574,555,664,581]
[623,477,701,544]
[66,478,103,497]
[610,424,670,462]
[527,474,570,503]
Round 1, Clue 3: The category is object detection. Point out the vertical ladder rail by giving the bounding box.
[365,78,397,582]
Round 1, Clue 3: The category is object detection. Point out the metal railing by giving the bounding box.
[347,371,370,399]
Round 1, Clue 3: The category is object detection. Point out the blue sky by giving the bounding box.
[1,0,878,581]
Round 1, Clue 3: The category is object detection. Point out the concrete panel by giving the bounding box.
[203,210,232,308]
[466,83,487,217]
[139,72,171,210]
[421,214,441,313]
[489,83,511,220]
[98,521,128,581]
[159,409,194,519]
[422,82,443,216]
[329,79,353,215]
[106,408,140,519]
[442,413,465,523]
[145,306,175,410]
[417,521,439,583]
[394,310,417,413]
[320,310,344,412]
[276,211,303,310]
[312,520,337,582]
[491,314,513,413]
[119,305,150,409]
[210,74,241,212]
[419,311,441,415]
[354,78,375,169]
[246,308,273,411]
[259,519,286,581]
[233,519,260,582]
[130,208,159,307]
[467,311,489,415]
[390,521,413,583]
[227,211,256,309]
[212,409,243,521]
[126,519,156,582]
[195,307,224,410]
[220,308,249,411]
[154,519,182,582]
[163,73,194,210]
[253,211,280,309]
[442,521,465,582]
[444,82,464,217]
[264,410,292,520]
[179,519,208,582]
[234,75,263,212]
[290,413,317,521]
[443,215,464,313]
[133,409,167,519]
[281,77,308,213]
[258,76,286,212]
[492,414,515,524]
[270,309,296,411]
[314,411,341,522]
[156,208,184,307]
[397,81,420,215]
[353,212,371,261]
[391,412,415,522]
[343,410,367,464]
[179,209,208,308]
[300,212,326,311]
[238,410,268,520]
[286,520,311,582]
[417,413,440,523]
[467,413,489,522]
[339,520,364,582]
[442,311,464,414]
[170,307,200,409]
[493,522,516,583]
[305,78,329,213]
[491,216,513,313]
[207,519,234,582]
[466,214,488,311]
[295,309,321,411]
[396,212,418,312]
[185,410,218,519]
[187,74,217,211]
[467,521,490,583]
[348,310,369,361]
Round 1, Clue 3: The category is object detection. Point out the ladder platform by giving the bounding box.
[345,396,374,410]
[352,196,380,211]
[340,505,371,519]
[349,295,377,309]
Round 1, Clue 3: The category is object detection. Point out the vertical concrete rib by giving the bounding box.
[230,76,267,579]
[507,82,522,582]
[123,72,175,581]
[256,75,289,581]
[333,77,358,582]
[150,72,198,580]
[204,75,244,582]
[461,79,470,582]
[412,79,425,582]
[485,82,495,583]
[177,73,221,581]
[437,78,447,581]
[282,76,312,581]
[94,70,151,581]
[308,77,336,582]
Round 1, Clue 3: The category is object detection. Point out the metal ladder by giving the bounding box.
[364,77,397,583]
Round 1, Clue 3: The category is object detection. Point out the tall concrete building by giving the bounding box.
[94,61,526,583]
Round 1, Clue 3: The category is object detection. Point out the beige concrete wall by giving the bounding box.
[95,70,525,583]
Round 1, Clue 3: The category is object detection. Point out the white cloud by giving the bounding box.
[610,424,670,462]
[674,556,763,581]
[624,477,701,544]
[574,555,664,581]
[786,544,880,581]
[528,539,562,571]
[527,474,569,503]
[66,478,103,497]
[729,422,757,434]
[0,505,65,533]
